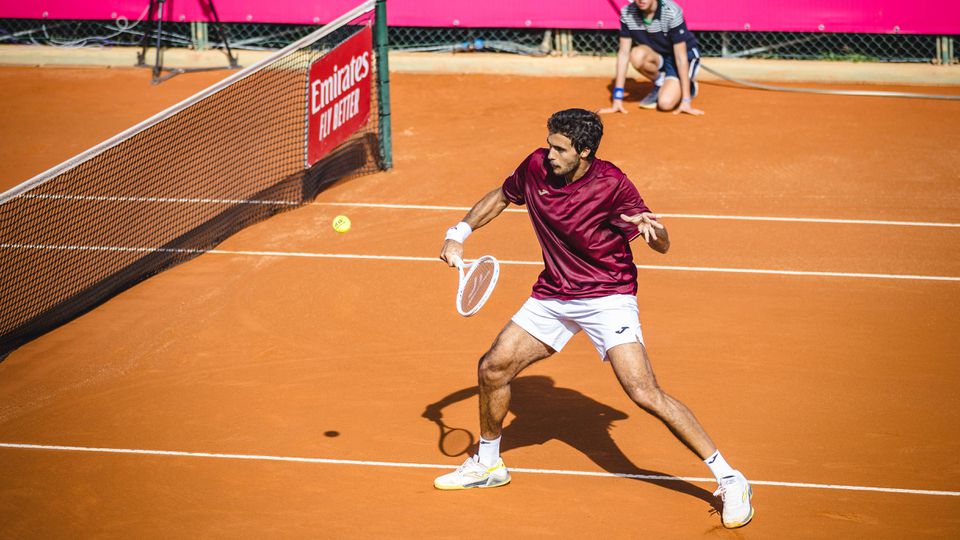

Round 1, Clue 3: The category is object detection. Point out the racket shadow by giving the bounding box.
[422,375,718,509]
[422,386,478,458]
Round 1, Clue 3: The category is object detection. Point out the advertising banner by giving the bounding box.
[306,26,372,167]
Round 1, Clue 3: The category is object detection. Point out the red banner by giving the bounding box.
[306,26,372,167]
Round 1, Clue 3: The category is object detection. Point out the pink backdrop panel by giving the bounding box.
[0,0,366,25]
[678,0,960,34]
[3,1,958,34]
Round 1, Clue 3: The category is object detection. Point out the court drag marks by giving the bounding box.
[1,68,959,538]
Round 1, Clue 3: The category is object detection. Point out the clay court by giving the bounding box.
[1,63,959,538]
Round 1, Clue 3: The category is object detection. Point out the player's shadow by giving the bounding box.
[604,79,656,105]
[423,375,718,508]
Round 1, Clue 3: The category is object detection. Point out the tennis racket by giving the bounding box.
[449,254,500,317]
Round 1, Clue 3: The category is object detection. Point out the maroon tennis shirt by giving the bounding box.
[501,148,652,300]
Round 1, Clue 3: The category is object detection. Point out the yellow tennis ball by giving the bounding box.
[332,215,351,233]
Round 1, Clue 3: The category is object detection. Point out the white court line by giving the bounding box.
[0,443,956,497]
[17,194,960,228]
[2,243,958,282]
[313,202,960,228]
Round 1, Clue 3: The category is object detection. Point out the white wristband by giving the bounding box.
[444,221,473,243]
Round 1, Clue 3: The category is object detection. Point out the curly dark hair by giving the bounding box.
[547,108,604,160]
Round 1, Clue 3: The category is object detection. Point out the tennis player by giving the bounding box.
[435,109,752,528]
[598,0,704,116]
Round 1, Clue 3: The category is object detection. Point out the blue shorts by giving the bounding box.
[659,47,701,97]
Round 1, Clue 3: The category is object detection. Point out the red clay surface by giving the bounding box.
[1,66,960,538]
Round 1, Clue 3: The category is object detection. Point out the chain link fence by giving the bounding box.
[1,18,957,64]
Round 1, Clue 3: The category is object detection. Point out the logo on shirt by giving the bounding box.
[615,326,630,334]
[538,189,549,196]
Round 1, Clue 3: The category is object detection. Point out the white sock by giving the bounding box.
[477,436,501,467]
[654,72,665,87]
[704,450,735,483]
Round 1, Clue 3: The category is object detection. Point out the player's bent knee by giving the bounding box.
[628,385,666,412]
[477,354,512,389]
[658,95,680,111]
[630,47,655,70]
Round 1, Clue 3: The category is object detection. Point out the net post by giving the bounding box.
[375,0,393,170]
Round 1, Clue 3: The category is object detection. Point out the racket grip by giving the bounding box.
[449,254,464,269]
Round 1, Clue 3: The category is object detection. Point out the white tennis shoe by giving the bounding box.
[434,455,511,490]
[638,87,660,109]
[714,470,754,528]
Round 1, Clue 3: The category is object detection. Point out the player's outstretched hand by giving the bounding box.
[674,101,705,116]
[440,239,464,267]
[620,212,664,243]
[598,100,629,115]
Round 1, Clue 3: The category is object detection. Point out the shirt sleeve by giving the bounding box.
[608,175,652,239]
[619,19,631,39]
[666,5,690,44]
[501,152,536,206]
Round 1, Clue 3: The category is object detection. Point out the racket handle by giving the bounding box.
[449,254,464,269]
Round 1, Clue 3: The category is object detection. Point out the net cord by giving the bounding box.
[0,0,376,206]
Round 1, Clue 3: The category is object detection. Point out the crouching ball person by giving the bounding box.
[434,109,752,528]
[599,0,704,116]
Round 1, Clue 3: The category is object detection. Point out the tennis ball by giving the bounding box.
[332,215,351,233]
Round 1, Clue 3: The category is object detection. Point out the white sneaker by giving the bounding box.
[638,87,660,109]
[714,470,754,528]
[434,455,511,490]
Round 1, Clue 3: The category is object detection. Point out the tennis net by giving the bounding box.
[0,0,391,359]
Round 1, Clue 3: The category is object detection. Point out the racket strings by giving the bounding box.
[460,260,496,312]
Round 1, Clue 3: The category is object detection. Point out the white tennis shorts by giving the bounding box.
[511,294,644,361]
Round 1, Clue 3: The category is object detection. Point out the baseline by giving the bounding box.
[1,443,956,498]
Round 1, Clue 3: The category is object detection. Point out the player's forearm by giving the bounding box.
[673,43,691,100]
[677,62,691,101]
[462,188,510,230]
[611,37,632,103]
[614,51,630,91]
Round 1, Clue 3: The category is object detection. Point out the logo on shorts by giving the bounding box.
[538,189,549,196]
[615,326,630,334]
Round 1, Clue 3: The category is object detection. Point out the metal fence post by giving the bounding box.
[935,35,956,65]
[191,21,208,51]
